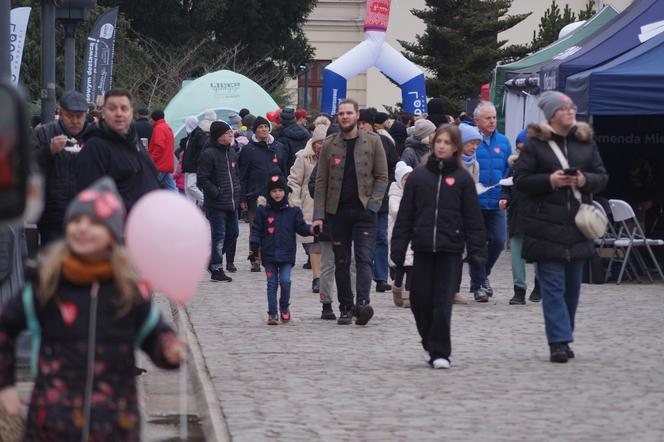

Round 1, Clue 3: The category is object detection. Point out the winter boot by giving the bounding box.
[509,286,526,305]
[312,277,320,293]
[549,343,569,363]
[392,285,404,307]
[529,278,541,302]
[402,290,411,308]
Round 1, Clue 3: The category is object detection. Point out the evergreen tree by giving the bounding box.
[578,0,597,21]
[400,0,531,114]
[531,1,596,52]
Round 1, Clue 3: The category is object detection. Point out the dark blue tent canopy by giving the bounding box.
[566,30,664,115]
[538,0,664,93]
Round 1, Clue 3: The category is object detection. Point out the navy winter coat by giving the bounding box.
[250,199,312,264]
[278,123,310,170]
[238,135,287,202]
[476,130,512,210]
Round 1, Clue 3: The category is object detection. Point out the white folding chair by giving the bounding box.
[606,199,664,284]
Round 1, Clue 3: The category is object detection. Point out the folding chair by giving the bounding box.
[606,199,664,284]
[596,201,641,282]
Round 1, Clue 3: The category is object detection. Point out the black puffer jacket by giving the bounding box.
[401,136,430,169]
[378,133,399,213]
[391,155,487,266]
[500,154,528,237]
[278,123,311,170]
[182,127,208,173]
[197,140,241,211]
[514,122,608,262]
[238,135,287,203]
[32,120,91,226]
[78,122,160,213]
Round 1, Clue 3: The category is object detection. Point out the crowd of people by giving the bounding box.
[0,84,610,438]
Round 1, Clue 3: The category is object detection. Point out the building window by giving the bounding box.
[298,60,330,112]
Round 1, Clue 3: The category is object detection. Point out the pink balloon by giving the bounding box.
[125,191,210,305]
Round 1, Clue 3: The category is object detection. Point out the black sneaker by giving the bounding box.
[472,289,489,303]
[549,343,569,363]
[321,304,336,320]
[376,281,391,292]
[481,278,494,297]
[509,286,526,305]
[564,343,575,359]
[529,279,541,302]
[210,269,232,282]
[226,263,237,273]
[337,310,353,325]
[312,278,320,293]
[251,262,261,272]
[354,304,374,326]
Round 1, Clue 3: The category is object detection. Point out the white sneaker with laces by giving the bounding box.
[431,358,450,369]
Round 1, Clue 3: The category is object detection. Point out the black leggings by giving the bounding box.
[392,266,412,291]
[410,252,462,360]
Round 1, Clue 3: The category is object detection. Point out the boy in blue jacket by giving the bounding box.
[250,171,314,324]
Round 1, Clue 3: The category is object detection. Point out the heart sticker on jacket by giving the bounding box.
[267,227,275,234]
[272,157,278,163]
[271,176,279,182]
[267,216,275,224]
[333,157,342,166]
[445,177,456,186]
[59,302,78,326]
[494,147,501,154]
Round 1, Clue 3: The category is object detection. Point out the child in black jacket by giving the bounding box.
[250,172,313,324]
[391,125,487,369]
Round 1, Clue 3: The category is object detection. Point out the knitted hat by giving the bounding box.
[266,171,288,194]
[279,107,296,126]
[395,161,413,187]
[253,116,271,133]
[295,109,308,120]
[515,128,528,146]
[374,112,389,126]
[311,125,328,144]
[239,108,250,119]
[229,113,242,128]
[359,109,375,125]
[64,177,125,242]
[459,123,482,145]
[538,91,575,121]
[413,119,436,141]
[184,116,199,134]
[210,121,232,141]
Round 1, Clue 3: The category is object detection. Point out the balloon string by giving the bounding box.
[179,311,188,441]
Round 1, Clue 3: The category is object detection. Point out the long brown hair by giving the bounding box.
[426,124,463,167]
[38,240,141,317]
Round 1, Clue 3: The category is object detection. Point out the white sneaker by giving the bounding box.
[422,350,431,363]
[431,358,450,369]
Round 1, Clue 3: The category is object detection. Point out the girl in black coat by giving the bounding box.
[391,125,487,369]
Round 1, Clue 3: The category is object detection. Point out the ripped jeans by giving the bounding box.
[328,207,377,312]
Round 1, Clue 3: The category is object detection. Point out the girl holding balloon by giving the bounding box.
[0,178,186,441]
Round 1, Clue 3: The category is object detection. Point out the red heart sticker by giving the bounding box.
[333,157,342,166]
[494,147,501,154]
[267,216,275,224]
[59,302,78,326]
[271,176,279,182]
[445,177,456,186]
[231,162,236,168]
[272,157,278,163]
[266,271,272,278]
[267,227,275,234]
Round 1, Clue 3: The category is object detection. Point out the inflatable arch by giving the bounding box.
[321,0,428,115]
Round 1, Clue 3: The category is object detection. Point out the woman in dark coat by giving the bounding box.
[391,125,487,369]
[514,92,608,363]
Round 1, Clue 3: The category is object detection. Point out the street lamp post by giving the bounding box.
[41,1,57,123]
[0,0,9,81]
[63,21,77,91]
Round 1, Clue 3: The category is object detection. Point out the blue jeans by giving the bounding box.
[206,208,239,271]
[469,209,506,290]
[158,172,177,191]
[373,212,389,282]
[264,262,293,314]
[536,260,584,344]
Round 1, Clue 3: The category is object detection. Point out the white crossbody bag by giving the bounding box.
[547,140,608,240]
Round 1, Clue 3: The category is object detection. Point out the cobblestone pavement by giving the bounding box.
[186,223,664,441]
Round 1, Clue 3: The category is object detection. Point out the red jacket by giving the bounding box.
[148,119,175,172]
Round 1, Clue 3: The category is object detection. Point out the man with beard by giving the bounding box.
[313,99,388,326]
[33,91,92,245]
[77,89,160,213]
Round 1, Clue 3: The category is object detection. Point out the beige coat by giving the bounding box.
[313,129,388,220]
[288,140,317,243]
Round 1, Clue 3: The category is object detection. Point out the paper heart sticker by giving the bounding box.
[333,157,342,166]
[445,177,456,186]
[266,271,272,278]
[267,216,275,224]
[494,147,501,154]
[271,176,279,182]
[272,157,278,163]
[267,227,275,234]
[59,302,78,326]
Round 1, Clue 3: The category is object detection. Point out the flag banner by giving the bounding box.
[80,7,119,104]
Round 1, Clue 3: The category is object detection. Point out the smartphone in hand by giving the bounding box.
[564,167,578,176]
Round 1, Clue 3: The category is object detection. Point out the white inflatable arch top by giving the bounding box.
[321,0,428,115]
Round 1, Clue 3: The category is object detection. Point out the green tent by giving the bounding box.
[490,6,618,132]
[164,70,279,143]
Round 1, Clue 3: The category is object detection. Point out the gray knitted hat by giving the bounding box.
[538,91,575,121]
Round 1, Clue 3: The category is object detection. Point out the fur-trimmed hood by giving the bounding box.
[526,122,593,143]
[508,154,519,167]
[296,138,317,159]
